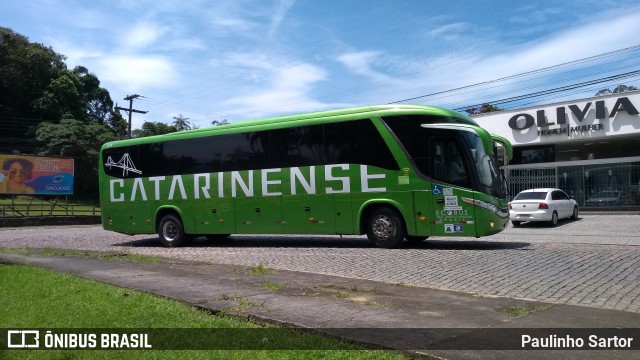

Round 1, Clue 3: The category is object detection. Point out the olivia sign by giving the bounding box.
[472,93,640,144]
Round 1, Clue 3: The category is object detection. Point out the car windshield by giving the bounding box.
[514,191,547,200]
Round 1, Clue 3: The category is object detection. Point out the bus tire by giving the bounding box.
[158,214,189,247]
[365,207,406,249]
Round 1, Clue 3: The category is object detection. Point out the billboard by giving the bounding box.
[0,155,74,195]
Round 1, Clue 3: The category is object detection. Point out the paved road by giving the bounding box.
[1,214,639,313]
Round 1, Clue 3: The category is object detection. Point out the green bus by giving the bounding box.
[99,105,512,248]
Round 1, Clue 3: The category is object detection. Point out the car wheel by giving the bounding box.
[365,207,406,248]
[511,221,521,227]
[158,214,190,247]
[570,206,579,220]
[549,211,558,226]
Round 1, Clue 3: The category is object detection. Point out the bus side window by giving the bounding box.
[433,143,445,179]
[431,139,470,188]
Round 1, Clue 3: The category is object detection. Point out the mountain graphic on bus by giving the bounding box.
[104,153,142,176]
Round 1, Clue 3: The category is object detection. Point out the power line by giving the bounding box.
[140,44,640,122]
[115,94,148,138]
[389,44,640,105]
[451,70,640,112]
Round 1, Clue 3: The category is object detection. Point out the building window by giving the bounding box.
[556,162,640,207]
[512,145,555,164]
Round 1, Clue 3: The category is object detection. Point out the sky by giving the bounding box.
[2,0,640,130]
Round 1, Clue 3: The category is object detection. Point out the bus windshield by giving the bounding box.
[383,115,507,198]
[461,131,507,198]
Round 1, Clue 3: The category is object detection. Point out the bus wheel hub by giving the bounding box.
[163,222,178,240]
[372,215,393,239]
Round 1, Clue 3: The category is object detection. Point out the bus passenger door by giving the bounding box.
[429,186,477,237]
[428,136,477,237]
[412,190,432,237]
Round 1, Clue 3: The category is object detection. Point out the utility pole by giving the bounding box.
[115,94,148,138]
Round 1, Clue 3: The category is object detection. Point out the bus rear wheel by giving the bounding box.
[158,214,189,247]
[365,207,406,249]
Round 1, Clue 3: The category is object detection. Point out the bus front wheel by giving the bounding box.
[158,214,189,247]
[365,207,406,249]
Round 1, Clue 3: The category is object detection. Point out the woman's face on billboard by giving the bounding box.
[8,162,27,183]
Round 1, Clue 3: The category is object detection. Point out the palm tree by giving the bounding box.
[172,114,191,131]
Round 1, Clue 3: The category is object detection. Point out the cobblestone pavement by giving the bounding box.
[1,214,639,313]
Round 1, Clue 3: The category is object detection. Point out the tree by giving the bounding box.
[35,117,117,200]
[172,114,191,131]
[0,27,67,153]
[464,103,502,115]
[0,27,128,202]
[132,121,177,138]
[0,27,123,153]
[595,85,639,96]
[32,68,85,121]
[212,119,229,126]
[110,106,128,138]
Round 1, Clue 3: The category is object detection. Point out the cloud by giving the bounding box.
[425,22,468,38]
[211,17,255,33]
[269,0,297,39]
[472,7,640,83]
[123,21,167,49]
[221,61,338,119]
[510,7,563,25]
[97,55,178,92]
[336,51,392,82]
[326,6,640,109]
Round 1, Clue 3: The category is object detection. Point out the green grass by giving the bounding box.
[248,264,276,275]
[1,264,406,359]
[360,300,392,308]
[259,281,287,291]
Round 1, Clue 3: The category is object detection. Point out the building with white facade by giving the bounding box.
[472,91,640,209]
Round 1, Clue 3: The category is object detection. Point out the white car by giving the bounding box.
[509,188,579,227]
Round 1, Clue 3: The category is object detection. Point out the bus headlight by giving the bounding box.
[461,197,505,217]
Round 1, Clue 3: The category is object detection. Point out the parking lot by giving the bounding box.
[1,213,639,312]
